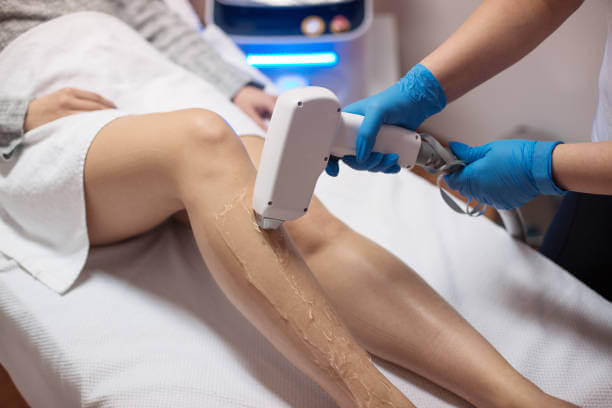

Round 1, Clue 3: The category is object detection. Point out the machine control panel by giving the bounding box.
[212,0,366,39]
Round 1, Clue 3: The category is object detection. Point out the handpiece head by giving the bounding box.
[254,211,283,230]
[253,87,342,230]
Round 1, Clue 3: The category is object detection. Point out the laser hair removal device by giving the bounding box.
[253,86,447,228]
[253,86,526,241]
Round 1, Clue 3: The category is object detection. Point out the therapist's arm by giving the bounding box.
[333,0,584,175]
[552,141,612,195]
[421,0,584,102]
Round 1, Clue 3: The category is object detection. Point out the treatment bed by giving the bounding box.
[2,166,612,407]
[1,2,611,407]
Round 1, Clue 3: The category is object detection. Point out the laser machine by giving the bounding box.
[207,0,373,104]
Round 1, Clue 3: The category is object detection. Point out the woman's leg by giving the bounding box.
[242,135,575,408]
[84,109,413,408]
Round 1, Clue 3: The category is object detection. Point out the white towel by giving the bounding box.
[0,12,263,293]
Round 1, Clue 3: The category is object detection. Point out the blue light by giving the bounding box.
[246,52,339,67]
[276,75,310,91]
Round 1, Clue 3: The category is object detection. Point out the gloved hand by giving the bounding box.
[325,64,446,177]
[444,140,566,210]
[325,153,401,176]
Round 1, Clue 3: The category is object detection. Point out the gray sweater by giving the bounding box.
[0,0,255,158]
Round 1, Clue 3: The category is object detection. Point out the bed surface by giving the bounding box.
[2,168,611,408]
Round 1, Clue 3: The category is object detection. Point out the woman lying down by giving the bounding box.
[0,2,574,407]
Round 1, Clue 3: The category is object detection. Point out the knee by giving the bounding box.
[173,109,248,173]
[181,109,241,152]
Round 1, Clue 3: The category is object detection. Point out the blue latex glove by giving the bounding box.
[325,64,446,177]
[444,140,566,210]
[325,153,401,176]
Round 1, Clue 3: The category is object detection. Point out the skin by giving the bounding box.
[419,0,611,196]
[551,141,612,195]
[232,85,277,130]
[24,88,116,132]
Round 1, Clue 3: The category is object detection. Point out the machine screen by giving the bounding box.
[218,0,353,5]
[213,0,364,37]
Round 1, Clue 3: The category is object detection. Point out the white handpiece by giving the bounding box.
[332,112,421,168]
[253,87,422,230]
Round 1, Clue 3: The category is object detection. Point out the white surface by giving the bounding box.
[592,6,612,142]
[0,12,262,293]
[2,168,612,408]
[376,0,608,144]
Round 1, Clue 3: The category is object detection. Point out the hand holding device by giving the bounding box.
[444,140,565,210]
[329,64,446,176]
[252,86,527,240]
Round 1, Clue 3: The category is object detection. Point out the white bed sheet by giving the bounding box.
[2,168,612,408]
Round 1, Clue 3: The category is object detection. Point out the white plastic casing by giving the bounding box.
[332,113,421,168]
[253,87,341,227]
[253,86,422,229]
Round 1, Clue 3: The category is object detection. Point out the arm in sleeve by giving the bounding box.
[120,0,257,99]
[0,97,28,159]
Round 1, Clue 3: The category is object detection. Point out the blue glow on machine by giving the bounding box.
[246,52,339,67]
[207,0,372,104]
[275,74,311,91]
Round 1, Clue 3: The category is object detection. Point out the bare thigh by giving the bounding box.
[84,109,231,246]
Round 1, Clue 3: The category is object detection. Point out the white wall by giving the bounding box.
[374,0,608,145]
